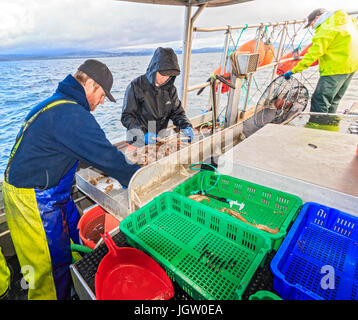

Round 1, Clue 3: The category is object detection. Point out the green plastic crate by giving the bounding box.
[173,171,303,251]
[120,192,271,300]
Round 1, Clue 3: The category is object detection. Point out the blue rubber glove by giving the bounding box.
[283,71,293,80]
[143,132,157,145]
[183,127,194,143]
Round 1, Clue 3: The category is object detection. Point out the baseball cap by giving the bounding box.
[304,8,327,28]
[159,69,180,76]
[78,59,116,102]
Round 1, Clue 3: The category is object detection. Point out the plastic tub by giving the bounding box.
[173,171,303,250]
[120,192,271,300]
[271,202,358,300]
[77,205,120,249]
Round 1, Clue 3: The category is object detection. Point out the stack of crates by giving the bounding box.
[120,171,303,300]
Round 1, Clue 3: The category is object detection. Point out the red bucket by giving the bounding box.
[77,205,120,249]
[95,233,174,300]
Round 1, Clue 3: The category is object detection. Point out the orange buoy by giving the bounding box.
[237,39,266,66]
[212,40,275,93]
[261,43,275,66]
[213,66,231,93]
[276,51,298,75]
[276,43,318,75]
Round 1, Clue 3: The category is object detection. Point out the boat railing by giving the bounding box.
[183,10,357,119]
[184,18,309,121]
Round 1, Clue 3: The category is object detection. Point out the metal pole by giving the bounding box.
[179,5,192,110]
[224,75,243,128]
[179,4,206,111]
[215,26,231,116]
[263,23,288,105]
[271,22,288,81]
[240,24,264,118]
[193,19,306,33]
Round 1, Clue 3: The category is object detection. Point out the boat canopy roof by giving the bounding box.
[118,0,252,7]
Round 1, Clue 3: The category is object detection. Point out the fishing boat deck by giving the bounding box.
[1,2,357,300]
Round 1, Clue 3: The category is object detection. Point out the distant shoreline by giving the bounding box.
[0,47,222,62]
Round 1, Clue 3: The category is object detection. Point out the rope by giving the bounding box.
[227,24,248,56]
[294,28,312,52]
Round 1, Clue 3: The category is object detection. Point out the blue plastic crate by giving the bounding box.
[271,202,358,300]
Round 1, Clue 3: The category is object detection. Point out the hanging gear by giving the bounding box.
[254,75,309,127]
[197,74,235,133]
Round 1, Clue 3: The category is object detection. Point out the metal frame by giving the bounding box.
[188,19,306,113]
[119,0,252,8]
[185,10,357,113]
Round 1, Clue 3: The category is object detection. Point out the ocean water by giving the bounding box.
[0,52,357,176]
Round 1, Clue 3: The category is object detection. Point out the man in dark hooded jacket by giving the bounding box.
[121,47,194,145]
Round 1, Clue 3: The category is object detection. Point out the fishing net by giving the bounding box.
[254,76,309,127]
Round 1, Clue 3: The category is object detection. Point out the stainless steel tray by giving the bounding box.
[75,168,129,220]
[75,121,244,216]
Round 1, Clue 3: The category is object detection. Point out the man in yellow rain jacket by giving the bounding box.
[284,8,358,115]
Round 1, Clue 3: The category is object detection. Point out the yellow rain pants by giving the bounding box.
[2,181,57,300]
[0,247,11,298]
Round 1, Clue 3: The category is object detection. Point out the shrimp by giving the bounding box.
[187,194,210,203]
[222,208,279,234]
[105,184,113,194]
[220,207,254,226]
[88,174,105,185]
[253,224,279,234]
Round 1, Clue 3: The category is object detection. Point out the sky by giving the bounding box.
[0,0,357,54]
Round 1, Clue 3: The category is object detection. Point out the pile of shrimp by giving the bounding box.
[126,137,190,166]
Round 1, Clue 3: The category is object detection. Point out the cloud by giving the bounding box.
[0,1,36,47]
[0,0,185,53]
[0,0,357,54]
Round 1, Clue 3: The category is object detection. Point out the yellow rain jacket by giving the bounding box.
[292,10,358,76]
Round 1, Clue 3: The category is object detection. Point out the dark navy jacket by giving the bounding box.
[7,74,140,189]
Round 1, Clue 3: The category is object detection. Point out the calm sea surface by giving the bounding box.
[0,52,357,176]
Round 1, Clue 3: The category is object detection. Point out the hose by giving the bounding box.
[70,244,93,254]
[189,162,221,195]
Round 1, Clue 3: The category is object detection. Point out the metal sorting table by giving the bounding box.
[217,123,358,217]
[75,121,244,218]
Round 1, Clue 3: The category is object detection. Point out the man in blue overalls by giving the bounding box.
[2,60,140,300]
